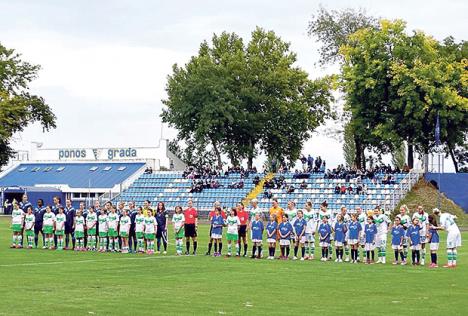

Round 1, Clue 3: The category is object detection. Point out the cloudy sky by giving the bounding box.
[1,0,466,170]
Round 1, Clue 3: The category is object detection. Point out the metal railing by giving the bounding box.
[381,169,424,214]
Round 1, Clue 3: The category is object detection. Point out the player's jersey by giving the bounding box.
[374,214,391,235]
[24,214,35,230]
[119,215,131,234]
[285,208,297,223]
[249,207,262,221]
[211,215,224,235]
[348,221,361,240]
[55,213,66,231]
[135,214,145,232]
[293,218,307,236]
[172,213,185,231]
[318,209,331,222]
[428,227,439,243]
[278,222,293,239]
[75,216,85,232]
[391,225,405,246]
[251,220,264,240]
[318,223,331,242]
[407,224,421,245]
[440,213,460,233]
[358,213,367,231]
[98,214,108,233]
[303,210,316,234]
[396,214,411,229]
[107,212,119,230]
[11,209,25,225]
[86,212,97,229]
[412,212,429,236]
[144,216,157,234]
[266,221,278,238]
[364,223,377,243]
[43,212,56,226]
[226,216,240,234]
[334,222,346,243]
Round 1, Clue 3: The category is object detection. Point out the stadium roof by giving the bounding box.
[0,162,145,189]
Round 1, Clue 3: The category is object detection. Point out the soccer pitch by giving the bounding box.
[0,217,466,316]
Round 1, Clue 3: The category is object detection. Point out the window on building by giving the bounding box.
[18,167,27,172]
[117,166,127,171]
[31,167,40,172]
[89,166,98,171]
[43,167,52,172]
[56,167,65,172]
[103,166,112,171]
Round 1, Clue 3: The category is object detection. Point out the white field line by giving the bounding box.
[0,254,183,267]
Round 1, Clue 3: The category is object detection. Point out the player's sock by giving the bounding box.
[272,246,275,257]
[328,245,332,258]
[294,246,299,257]
[400,251,405,261]
[416,250,420,264]
[453,249,457,265]
[412,251,415,263]
[235,243,239,255]
[345,246,349,258]
[286,246,290,257]
[207,242,212,254]
[115,239,120,251]
[214,243,218,253]
[281,246,285,257]
[371,250,375,261]
[382,247,386,260]
[305,244,309,256]
[12,235,17,246]
[311,244,315,256]
[244,244,248,256]
[252,245,257,257]
[193,241,198,253]
[321,248,325,259]
[430,253,436,264]
[325,248,329,259]
[157,238,161,251]
[301,247,305,258]
[335,249,339,259]
[186,241,190,253]
[257,246,262,258]
[421,248,426,264]
[227,243,232,254]
[395,250,399,261]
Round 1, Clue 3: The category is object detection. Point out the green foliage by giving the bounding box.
[162,28,334,168]
[342,122,356,167]
[0,43,56,167]
[391,142,406,169]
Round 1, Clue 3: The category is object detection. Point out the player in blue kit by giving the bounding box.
[333,214,347,262]
[348,214,361,263]
[318,216,331,261]
[293,210,307,260]
[407,217,422,265]
[278,214,293,260]
[250,213,264,259]
[391,217,406,265]
[364,216,377,264]
[266,214,278,259]
[210,207,224,257]
[428,214,442,268]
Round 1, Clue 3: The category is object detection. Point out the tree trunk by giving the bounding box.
[407,143,414,169]
[247,139,254,169]
[361,149,366,170]
[211,140,222,170]
[449,146,459,173]
[354,136,362,169]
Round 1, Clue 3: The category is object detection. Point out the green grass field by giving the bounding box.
[0,216,467,316]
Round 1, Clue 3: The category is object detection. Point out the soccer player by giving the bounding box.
[142,200,153,217]
[285,201,298,248]
[43,205,56,249]
[374,208,391,264]
[293,210,307,261]
[278,214,293,260]
[340,206,351,262]
[236,203,249,257]
[119,209,131,253]
[356,207,367,261]
[19,194,33,212]
[34,199,46,248]
[333,214,346,262]
[86,206,97,251]
[407,217,422,265]
[225,208,240,257]
[434,208,461,268]
[184,199,198,255]
[210,207,224,257]
[135,207,145,253]
[206,201,222,256]
[128,201,138,253]
[269,198,284,224]
[144,211,157,255]
[24,207,35,249]
[10,203,24,249]
[303,201,316,260]
[155,202,168,254]
[412,205,429,265]
[172,206,185,256]
[318,202,333,260]
[98,209,108,252]
[108,206,120,252]
[74,209,86,251]
[55,207,66,250]
[348,213,361,263]
[427,214,442,268]
[390,217,406,265]
[318,216,331,261]
[395,205,411,259]
[364,216,377,264]
[249,198,263,221]
[64,199,76,250]
[250,212,264,259]
[266,214,278,259]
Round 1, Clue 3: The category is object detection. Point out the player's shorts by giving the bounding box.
[175,228,184,239]
[108,228,118,237]
[348,239,359,246]
[227,233,238,241]
[392,244,402,250]
[305,233,315,243]
[99,231,108,238]
[295,235,306,244]
[238,225,247,238]
[429,243,439,251]
[184,224,197,238]
[75,231,84,239]
[279,239,290,246]
[335,241,344,247]
[26,230,35,237]
[375,235,387,247]
[156,229,166,238]
[319,241,329,247]
[87,228,96,236]
[211,233,222,239]
[120,232,128,238]
[145,233,155,240]
[410,244,421,250]
[359,235,366,246]
[43,225,53,234]
[55,230,64,236]
[447,230,462,248]
[11,224,22,232]
[420,236,428,244]
[136,231,144,239]
[364,243,375,251]
[267,238,276,243]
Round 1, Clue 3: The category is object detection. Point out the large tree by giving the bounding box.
[162,28,334,169]
[0,43,56,167]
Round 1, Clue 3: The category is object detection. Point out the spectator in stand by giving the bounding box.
[300,180,308,189]
[340,185,347,195]
[300,156,307,171]
[334,185,341,194]
[356,184,363,195]
[307,155,314,172]
[287,185,295,194]
[253,175,260,186]
[264,189,273,199]
[347,185,353,195]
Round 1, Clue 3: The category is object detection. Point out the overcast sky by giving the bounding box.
[1,0,466,170]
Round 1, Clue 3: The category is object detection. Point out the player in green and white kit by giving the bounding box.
[340,206,352,262]
[412,205,429,265]
[144,213,157,255]
[226,208,240,256]
[356,207,367,261]
[172,206,185,255]
[119,209,131,253]
[24,207,35,249]
[55,207,66,250]
[74,210,86,251]
[285,201,298,251]
[395,205,411,261]
[10,203,25,248]
[249,199,263,221]
[108,206,120,252]
[86,206,97,251]
[98,211,108,252]
[135,207,145,253]
[303,201,316,260]
[43,206,56,249]
[374,208,391,264]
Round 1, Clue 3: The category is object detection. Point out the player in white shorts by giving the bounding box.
[318,202,332,259]
[339,206,351,262]
[303,201,316,260]
[412,205,429,265]
[395,205,411,259]
[434,208,461,268]
[356,207,367,261]
[374,208,391,264]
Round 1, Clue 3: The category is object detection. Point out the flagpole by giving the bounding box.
[436,112,441,210]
